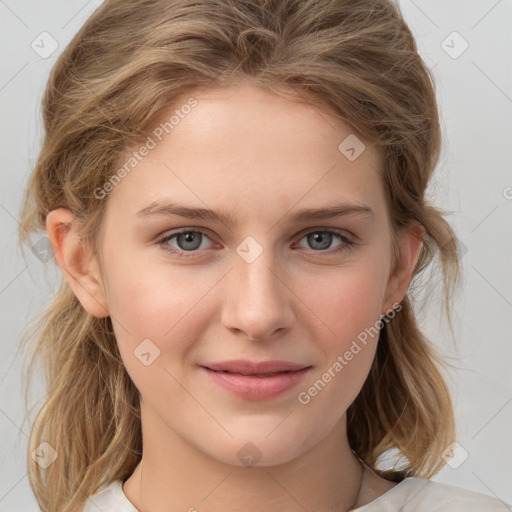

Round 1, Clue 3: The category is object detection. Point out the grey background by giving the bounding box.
[1,0,511,510]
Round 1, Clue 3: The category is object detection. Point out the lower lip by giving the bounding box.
[200,366,311,401]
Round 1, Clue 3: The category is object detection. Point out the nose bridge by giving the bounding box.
[223,235,294,340]
[238,249,280,301]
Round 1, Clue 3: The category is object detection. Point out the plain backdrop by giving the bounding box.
[1,0,511,510]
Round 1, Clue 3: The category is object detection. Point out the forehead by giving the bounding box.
[106,82,384,220]
[146,82,371,158]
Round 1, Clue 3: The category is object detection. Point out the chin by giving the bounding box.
[204,433,311,469]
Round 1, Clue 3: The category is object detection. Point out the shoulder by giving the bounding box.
[82,480,138,512]
[80,477,512,512]
[354,476,512,512]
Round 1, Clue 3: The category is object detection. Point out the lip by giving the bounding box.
[203,359,310,375]
[200,360,312,401]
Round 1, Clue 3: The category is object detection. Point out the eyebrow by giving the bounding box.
[135,200,374,225]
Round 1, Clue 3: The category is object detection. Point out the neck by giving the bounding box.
[123,401,365,512]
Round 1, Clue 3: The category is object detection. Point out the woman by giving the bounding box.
[18,0,510,510]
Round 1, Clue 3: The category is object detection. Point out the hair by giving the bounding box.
[16,0,462,510]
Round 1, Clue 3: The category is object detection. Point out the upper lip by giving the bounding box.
[202,360,311,375]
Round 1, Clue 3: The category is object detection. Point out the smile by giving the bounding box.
[200,366,311,401]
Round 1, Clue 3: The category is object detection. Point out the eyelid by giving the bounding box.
[299,226,355,241]
[158,226,354,244]
[158,227,219,250]
[158,226,356,258]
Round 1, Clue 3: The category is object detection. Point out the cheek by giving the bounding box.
[293,259,389,398]
[102,251,220,365]
[293,270,386,421]
[103,263,211,401]
[103,237,200,329]
[297,260,389,342]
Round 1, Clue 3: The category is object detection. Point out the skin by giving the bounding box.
[47,82,423,511]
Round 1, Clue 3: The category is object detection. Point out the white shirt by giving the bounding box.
[82,477,511,511]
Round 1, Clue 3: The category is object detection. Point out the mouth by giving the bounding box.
[200,364,312,401]
[202,359,311,376]
[207,369,299,377]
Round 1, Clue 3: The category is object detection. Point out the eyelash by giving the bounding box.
[158,228,355,259]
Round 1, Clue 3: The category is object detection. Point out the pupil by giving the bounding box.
[309,232,331,250]
[178,232,201,250]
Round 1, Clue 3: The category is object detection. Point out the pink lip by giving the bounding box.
[203,359,310,375]
[200,363,312,401]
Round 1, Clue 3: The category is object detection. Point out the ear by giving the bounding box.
[46,208,109,318]
[381,220,425,315]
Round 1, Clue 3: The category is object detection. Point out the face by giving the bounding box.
[65,82,416,467]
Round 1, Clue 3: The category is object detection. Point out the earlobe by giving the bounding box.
[382,221,425,315]
[46,208,109,318]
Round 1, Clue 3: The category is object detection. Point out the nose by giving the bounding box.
[221,246,295,341]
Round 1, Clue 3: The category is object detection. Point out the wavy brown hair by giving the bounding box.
[17,0,461,510]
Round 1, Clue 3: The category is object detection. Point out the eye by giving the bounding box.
[295,229,354,254]
[158,228,355,259]
[159,229,215,257]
